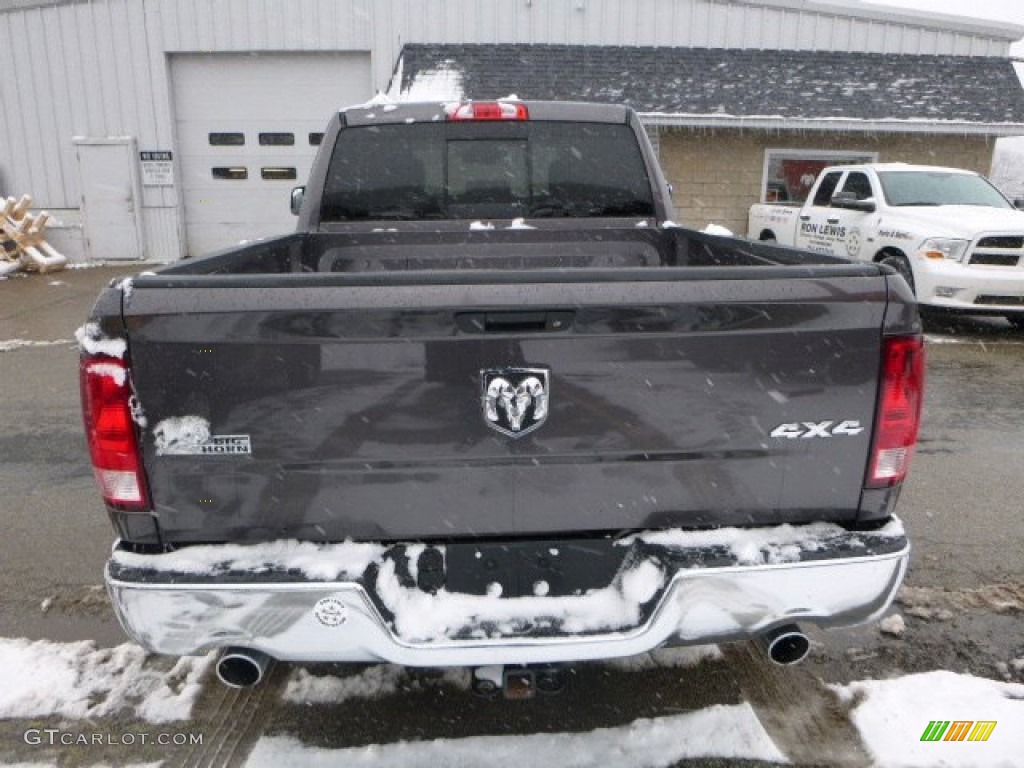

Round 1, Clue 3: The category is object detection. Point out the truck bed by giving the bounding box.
[154,225,859,276]
[106,227,903,547]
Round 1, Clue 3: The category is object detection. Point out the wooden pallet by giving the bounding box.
[1,194,67,275]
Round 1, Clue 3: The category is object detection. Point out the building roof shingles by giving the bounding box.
[396,44,1024,128]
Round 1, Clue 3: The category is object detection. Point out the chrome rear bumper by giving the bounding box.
[106,522,909,666]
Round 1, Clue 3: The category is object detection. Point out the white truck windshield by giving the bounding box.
[877,171,1012,209]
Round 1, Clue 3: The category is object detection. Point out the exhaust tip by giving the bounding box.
[216,647,271,688]
[759,624,811,666]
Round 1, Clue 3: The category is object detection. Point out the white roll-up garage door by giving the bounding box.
[171,52,371,257]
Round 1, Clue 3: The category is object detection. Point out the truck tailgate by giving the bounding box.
[123,268,888,543]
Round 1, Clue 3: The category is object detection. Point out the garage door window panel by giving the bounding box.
[259,133,295,146]
[262,167,297,180]
[209,133,245,146]
[213,167,248,180]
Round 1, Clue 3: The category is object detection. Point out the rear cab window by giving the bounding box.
[320,121,655,222]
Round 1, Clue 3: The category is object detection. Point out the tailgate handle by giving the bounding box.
[456,311,574,334]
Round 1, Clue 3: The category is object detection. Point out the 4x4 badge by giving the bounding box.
[481,367,550,438]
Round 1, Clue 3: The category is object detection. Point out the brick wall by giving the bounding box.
[656,128,996,236]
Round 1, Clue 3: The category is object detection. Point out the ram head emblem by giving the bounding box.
[481,367,550,438]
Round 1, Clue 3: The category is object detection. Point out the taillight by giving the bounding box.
[867,335,925,488]
[80,357,149,510]
[447,101,529,121]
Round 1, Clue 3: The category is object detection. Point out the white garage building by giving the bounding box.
[1,0,1022,262]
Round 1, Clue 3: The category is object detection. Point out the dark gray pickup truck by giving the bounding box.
[80,100,922,692]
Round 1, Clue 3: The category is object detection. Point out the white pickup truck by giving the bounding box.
[748,163,1024,327]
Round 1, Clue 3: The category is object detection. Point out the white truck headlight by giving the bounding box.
[919,238,969,262]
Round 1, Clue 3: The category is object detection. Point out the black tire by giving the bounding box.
[759,231,776,243]
[880,253,916,296]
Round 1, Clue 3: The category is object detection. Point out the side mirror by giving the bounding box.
[831,192,876,213]
[290,186,305,216]
[1013,198,1024,211]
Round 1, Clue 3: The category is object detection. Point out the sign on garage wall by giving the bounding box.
[140,151,175,187]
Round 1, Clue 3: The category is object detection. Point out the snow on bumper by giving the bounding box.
[105,521,909,666]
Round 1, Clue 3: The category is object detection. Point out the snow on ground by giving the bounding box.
[280,647,716,705]
[0,338,74,353]
[837,671,1024,768]
[599,644,723,671]
[0,636,1021,766]
[0,638,212,722]
[282,665,472,704]
[246,703,787,768]
[253,667,1024,767]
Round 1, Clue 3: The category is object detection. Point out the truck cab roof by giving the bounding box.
[830,162,979,176]
[338,99,634,127]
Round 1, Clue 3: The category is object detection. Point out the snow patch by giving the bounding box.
[282,665,471,705]
[624,517,904,566]
[878,613,905,637]
[469,220,495,230]
[0,639,211,722]
[117,276,134,299]
[898,582,1024,617]
[246,703,786,767]
[373,556,665,643]
[839,670,1024,767]
[507,217,535,229]
[701,223,734,237]
[88,361,127,387]
[129,395,148,428]
[398,60,464,102]
[347,91,396,110]
[620,560,665,605]
[601,645,723,672]
[282,665,406,704]
[0,338,73,353]
[111,539,386,581]
[152,415,211,456]
[75,322,126,358]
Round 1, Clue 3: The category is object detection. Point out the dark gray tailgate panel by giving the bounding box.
[125,272,887,542]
